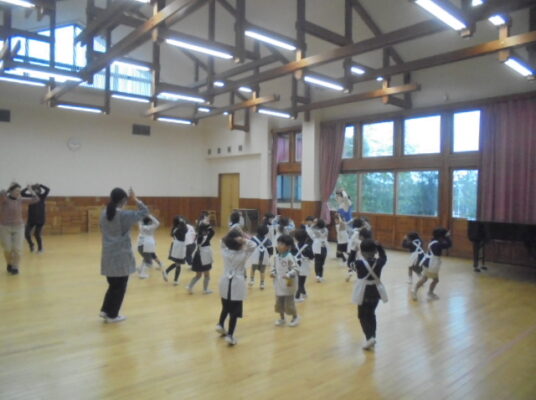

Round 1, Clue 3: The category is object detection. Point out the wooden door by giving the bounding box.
[219,173,240,228]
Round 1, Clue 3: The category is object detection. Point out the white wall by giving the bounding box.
[200,114,273,199]
[0,84,211,197]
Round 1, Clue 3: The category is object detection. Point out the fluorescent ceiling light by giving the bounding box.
[57,104,103,114]
[214,81,225,87]
[239,86,253,93]
[488,15,507,26]
[304,75,344,91]
[0,76,45,87]
[165,38,233,60]
[158,117,193,125]
[157,91,205,103]
[198,107,211,113]
[351,66,366,75]
[504,58,533,78]
[245,30,297,51]
[223,111,229,116]
[133,0,150,3]
[12,67,81,82]
[112,60,151,72]
[258,108,292,119]
[0,0,35,8]
[414,0,467,31]
[471,0,483,5]
[376,76,384,82]
[111,94,150,103]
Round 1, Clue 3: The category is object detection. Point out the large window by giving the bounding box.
[453,110,480,152]
[397,170,439,216]
[277,175,301,209]
[362,121,394,157]
[452,169,478,219]
[8,24,152,96]
[361,172,395,214]
[404,115,441,155]
[276,134,290,163]
[342,125,355,158]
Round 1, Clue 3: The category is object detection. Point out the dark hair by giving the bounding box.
[223,230,243,250]
[277,234,294,248]
[294,229,308,243]
[433,227,448,240]
[359,229,372,240]
[142,216,152,225]
[106,188,128,221]
[199,211,209,220]
[230,211,240,225]
[315,219,326,229]
[278,216,289,234]
[256,224,269,237]
[32,184,42,194]
[407,232,421,241]
[305,216,315,222]
[263,212,275,223]
[197,221,211,236]
[171,215,184,235]
[352,218,364,229]
[8,182,21,193]
[360,239,377,254]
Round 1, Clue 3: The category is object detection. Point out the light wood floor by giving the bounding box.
[1,230,535,400]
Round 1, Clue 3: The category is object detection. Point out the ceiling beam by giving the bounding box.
[350,0,404,65]
[350,30,536,84]
[287,83,420,113]
[302,21,350,47]
[76,0,143,45]
[42,0,209,103]
[206,20,444,97]
[196,94,280,119]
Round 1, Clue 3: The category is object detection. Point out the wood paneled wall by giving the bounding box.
[34,196,219,235]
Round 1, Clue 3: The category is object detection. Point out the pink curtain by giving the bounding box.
[271,134,278,214]
[319,122,345,224]
[480,98,536,223]
[277,135,290,163]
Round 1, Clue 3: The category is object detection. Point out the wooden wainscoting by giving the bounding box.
[31,196,219,235]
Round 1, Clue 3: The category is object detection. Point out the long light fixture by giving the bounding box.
[57,104,103,114]
[245,29,297,51]
[112,60,151,72]
[414,0,467,31]
[238,86,253,93]
[198,107,211,113]
[0,76,45,87]
[471,0,483,5]
[214,81,225,87]
[504,57,534,78]
[304,75,344,91]
[111,94,150,103]
[350,66,366,75]
[133,0,150,3]
[157,117,193,125]
[488,15,507,26]
[165,38,233,60]
[257,108,292,119]
[12,67,81,83]
[0,0,35,8]
[157,91,205,103]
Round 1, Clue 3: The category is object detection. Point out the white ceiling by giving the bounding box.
[3,0,535,122]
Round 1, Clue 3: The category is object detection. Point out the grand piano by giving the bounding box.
[467,221,536,271]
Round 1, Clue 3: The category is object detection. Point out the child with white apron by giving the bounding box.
[306,219,328,283]
[136,215,162,279]
[216,230,258,346]
[187,214,215,294]
[248,224,274,290]
[350,239,388,351]
[163,216,188,285]
[412,228,452,301]
[402,232,425,284]
[293,229,314,302]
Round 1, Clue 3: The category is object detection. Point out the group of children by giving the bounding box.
[133,207,453,350]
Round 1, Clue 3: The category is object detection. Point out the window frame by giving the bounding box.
[276,174,302,210]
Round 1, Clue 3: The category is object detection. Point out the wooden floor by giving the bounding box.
[1,230,535,400]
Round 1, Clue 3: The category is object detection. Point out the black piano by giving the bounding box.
[467,221,536,271]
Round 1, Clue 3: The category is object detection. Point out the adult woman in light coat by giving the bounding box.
[100,187,149,323]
